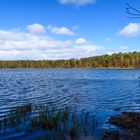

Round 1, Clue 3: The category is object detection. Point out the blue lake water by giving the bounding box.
[0,69,140,139]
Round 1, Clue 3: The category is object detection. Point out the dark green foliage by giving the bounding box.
[0,52,139,68]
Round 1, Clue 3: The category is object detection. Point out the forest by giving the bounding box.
[0,52,139,69]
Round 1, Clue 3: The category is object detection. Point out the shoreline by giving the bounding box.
[0,68,139,70]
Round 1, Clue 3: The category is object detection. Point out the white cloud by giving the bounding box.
[105,38,111,42]
[0,25,106,60]
[76,37,87,45]
[47,25,74,35]
[59,0,96,6]
[27,23,46,33]
[119,23,140,37]
[0,30,72,51]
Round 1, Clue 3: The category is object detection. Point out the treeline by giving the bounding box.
[0,52,140,69]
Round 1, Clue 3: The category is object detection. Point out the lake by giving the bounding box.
[0,69,140,139]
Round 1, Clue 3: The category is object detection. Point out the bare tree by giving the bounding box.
[126,3,140,18]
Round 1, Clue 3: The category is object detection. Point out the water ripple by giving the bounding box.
[0,69,139,116]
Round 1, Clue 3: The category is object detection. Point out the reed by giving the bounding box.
[0,104,97,140]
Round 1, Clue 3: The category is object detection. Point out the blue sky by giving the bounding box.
[0,0,139,60]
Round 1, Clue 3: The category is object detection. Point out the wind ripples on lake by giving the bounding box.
[0,69,140,121]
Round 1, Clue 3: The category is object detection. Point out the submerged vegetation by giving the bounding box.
[1,104,140,139]
[102,112,140,140]
[0,104,97,140]
[109,112,140,139]
[0,52,140,69]
[0,104,32,130]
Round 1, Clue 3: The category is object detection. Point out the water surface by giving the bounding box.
[0,69,140,139]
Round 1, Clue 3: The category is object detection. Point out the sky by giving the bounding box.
[0,0,139,60]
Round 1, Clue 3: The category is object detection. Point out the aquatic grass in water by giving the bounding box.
[1,104,140,139]
[0,104,32,130]
[0,104,97,140]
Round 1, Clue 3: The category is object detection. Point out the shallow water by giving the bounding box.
[0,69,140,139]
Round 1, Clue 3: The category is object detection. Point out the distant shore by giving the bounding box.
[0,52,139,69]
[0,67,139,70]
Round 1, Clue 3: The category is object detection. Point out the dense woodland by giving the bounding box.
[0,52,140,69]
